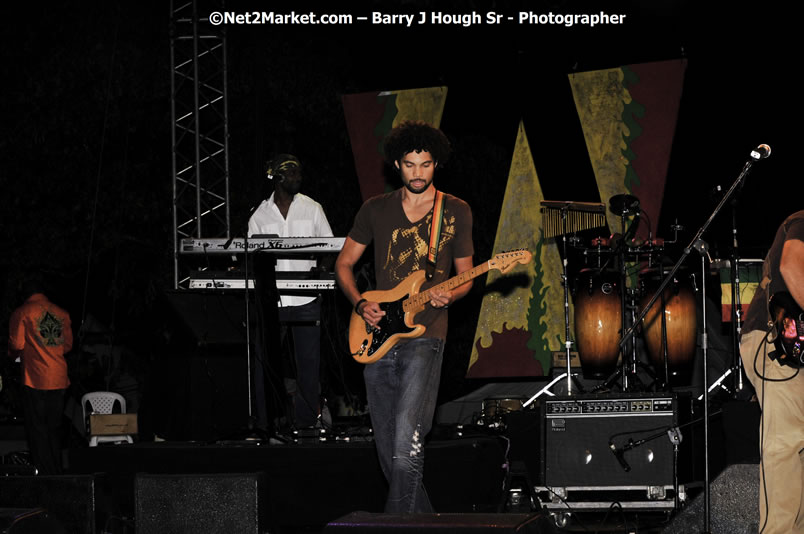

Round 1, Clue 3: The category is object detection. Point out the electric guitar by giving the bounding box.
[349,249,533,364]
[768,291,804,367]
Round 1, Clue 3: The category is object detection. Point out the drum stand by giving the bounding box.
[642,266,677,392]
[592,194,656,393]
[613,195,642,391]
[537,201,608,397]
[620,144,769,534]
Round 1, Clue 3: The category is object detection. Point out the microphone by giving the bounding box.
[609,442,631,472]
[750,144,771,160]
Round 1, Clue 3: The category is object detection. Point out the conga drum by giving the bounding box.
[574,269,621,378]
[639,268,697,376]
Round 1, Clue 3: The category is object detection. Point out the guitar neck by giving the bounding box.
[404,261,491,311]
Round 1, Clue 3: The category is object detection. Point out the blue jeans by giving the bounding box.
[364,337,444,513]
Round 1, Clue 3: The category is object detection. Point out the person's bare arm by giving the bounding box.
[335,237,385,327]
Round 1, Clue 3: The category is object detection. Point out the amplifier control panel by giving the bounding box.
[545,396,674,417]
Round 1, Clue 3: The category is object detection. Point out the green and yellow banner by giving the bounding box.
[342,87,447,201]
[467,122,567,378]
[569,60,686,239]
[468,60,686,378]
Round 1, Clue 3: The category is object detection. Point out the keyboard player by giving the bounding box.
[248,154,333,430]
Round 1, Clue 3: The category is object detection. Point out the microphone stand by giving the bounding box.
[560,208,575,395]
[617,209,631,391]
[610,424,685,506]
[729,202,746,396]
[706,192,748,400]
[244,232,254,428]
[239,220,264,440]
[229,205,271,442]
[694,238,712,534]
[620,147,766,534]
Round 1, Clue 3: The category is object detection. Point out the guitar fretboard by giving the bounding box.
[403,261,491,312]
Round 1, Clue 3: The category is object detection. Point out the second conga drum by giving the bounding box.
[573,269,621,378]
[639,268,697,376]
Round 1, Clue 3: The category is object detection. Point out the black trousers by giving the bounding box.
[253,298,322,430]
[21,385,65,475]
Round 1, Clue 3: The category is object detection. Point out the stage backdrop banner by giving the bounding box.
[342,87,447,202]
[719,261,763,323]
[568,60,686,240]
[467,122,567,378]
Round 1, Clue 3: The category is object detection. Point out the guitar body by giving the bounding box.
[348,249,533,364]
[349,270,429,364]
[769,291,804,367]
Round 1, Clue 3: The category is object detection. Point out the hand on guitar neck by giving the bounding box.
[427,288,452,309]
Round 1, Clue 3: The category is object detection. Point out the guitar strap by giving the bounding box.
[426,190,446,280]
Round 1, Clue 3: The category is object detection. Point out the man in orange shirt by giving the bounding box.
[8,280,72,474]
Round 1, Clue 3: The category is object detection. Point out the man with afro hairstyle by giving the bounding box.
[336,121,474,512]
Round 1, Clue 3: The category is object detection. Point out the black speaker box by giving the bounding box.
[0,476,96,534]
[158,290,281,441]
[425,437,507,512]
[662,463,758,534]
[541,393,690,487]
[505,410,543,485]
[324,512,555,533]
[164,290,249,346]
[134,473,266,534]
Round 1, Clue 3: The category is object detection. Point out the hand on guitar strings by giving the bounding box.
[359,301,386,329]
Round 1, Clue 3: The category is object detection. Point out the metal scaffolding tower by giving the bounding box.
[170,0,230,288]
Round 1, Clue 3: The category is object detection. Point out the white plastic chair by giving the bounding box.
[81,391,134,446]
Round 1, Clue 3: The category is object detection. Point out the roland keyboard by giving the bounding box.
[188,271,336,292]
[180,237,345,254]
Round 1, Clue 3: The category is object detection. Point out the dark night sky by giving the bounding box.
[0,1,796,402]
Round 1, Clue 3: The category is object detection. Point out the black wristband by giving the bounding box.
[355,298,367,315]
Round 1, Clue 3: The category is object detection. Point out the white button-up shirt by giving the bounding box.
[247,192,333,307]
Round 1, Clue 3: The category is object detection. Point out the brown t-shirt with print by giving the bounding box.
[743,210,804,334]
[348,188,474,342]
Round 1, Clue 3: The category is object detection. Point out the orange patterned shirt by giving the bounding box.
[8,293,72,390]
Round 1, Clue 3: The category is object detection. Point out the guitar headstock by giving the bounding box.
[489,249,533,274]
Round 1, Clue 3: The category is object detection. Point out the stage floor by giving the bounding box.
[0,398,761,533]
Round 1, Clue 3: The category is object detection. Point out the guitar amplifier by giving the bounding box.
[540,393,691,489]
